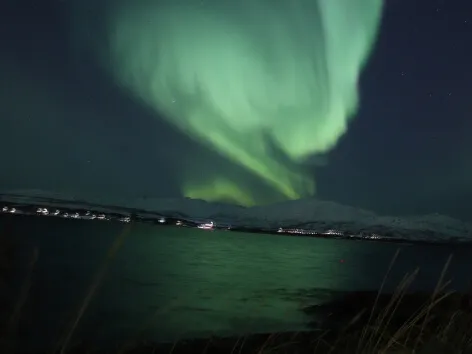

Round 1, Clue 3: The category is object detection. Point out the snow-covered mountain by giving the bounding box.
[1,189,471,243]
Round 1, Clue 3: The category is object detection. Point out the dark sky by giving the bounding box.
[1,0,471,220]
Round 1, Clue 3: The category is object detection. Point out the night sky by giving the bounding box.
[1,0,471,220]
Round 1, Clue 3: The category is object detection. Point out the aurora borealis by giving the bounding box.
[96,0,383,205]
[2,0,472,220]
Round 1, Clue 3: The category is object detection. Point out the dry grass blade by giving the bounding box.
[370,269,419,352]
[413,254,453,352]
[0,247,38,354]
[357,248,400,353]
[57,224,133,354]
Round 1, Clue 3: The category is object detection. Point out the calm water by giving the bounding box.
[1,214,472,351]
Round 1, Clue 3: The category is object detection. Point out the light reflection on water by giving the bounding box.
[1,215,471,351]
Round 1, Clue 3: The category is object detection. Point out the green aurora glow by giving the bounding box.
[101,0,383,205]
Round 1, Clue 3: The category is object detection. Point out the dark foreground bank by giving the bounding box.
[1,289,472,354]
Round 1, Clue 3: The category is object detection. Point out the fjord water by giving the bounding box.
[1,214,472,351]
